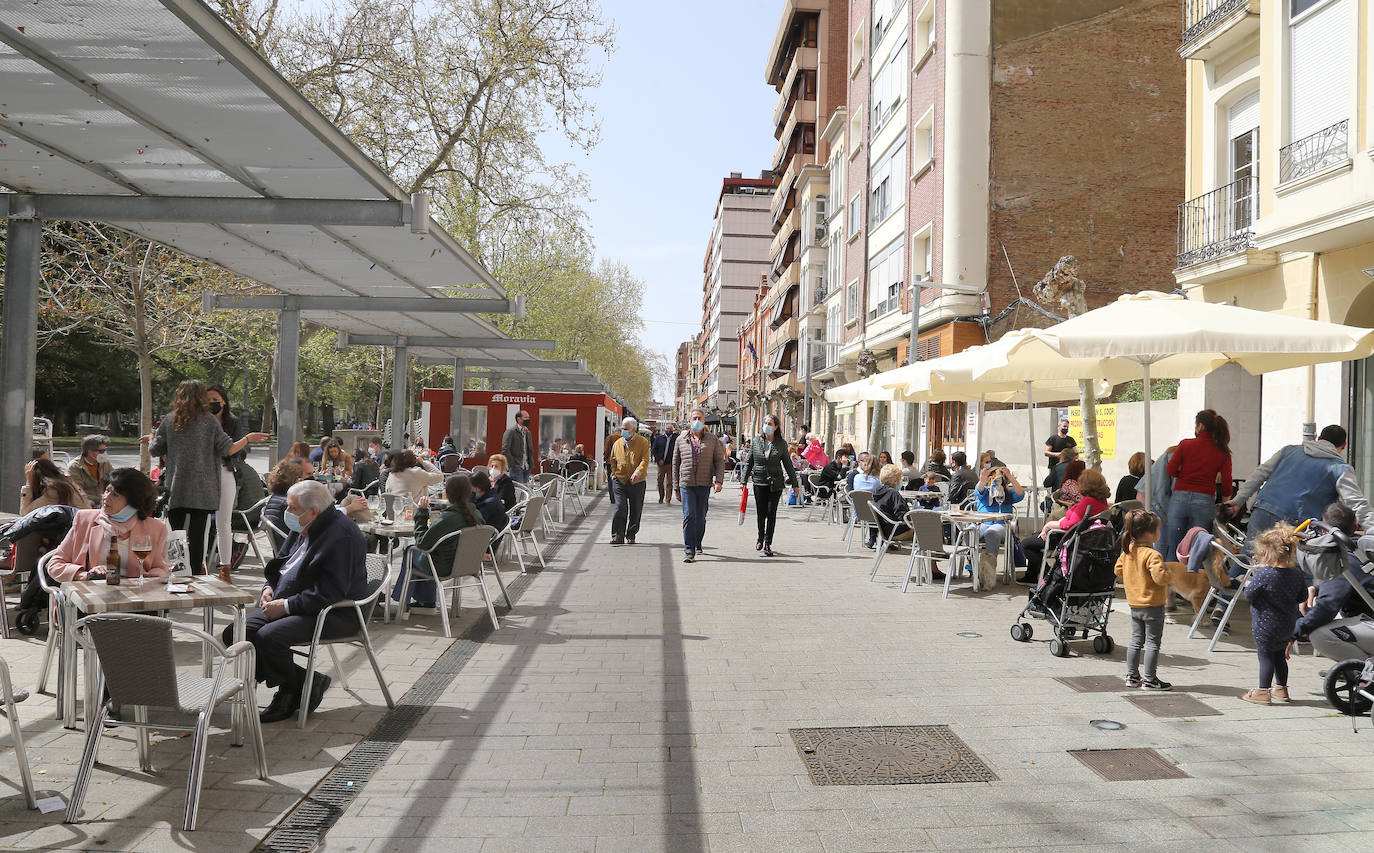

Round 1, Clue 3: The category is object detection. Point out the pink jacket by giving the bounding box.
[49,509,172,582]
[802,441,829,469]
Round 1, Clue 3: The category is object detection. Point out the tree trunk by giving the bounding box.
[137,346,154,474]
[1078,379,1102,471]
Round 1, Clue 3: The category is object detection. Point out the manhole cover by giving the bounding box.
[1090,719,1126,731]
[1126,693,1221,717]
[1069,748,1189,781]
[789,726,998,786]
[956,632,982,638]
[1055,675,1131,693]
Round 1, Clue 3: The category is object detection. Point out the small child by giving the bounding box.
[915,471,942,509]
[1114,509,1173,690]
[1242,522,1308,705]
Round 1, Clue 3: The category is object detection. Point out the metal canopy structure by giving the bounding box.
[0,0,594,507]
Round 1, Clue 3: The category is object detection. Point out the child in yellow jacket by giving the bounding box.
[1114,509,1173,690]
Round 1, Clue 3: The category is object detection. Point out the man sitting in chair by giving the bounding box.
[227,479,367,723]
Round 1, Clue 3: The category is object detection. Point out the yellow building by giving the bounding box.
[1174,0,1374,485]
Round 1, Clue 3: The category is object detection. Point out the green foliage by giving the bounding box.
[36,333,141,422]
[1114,378,1180,403]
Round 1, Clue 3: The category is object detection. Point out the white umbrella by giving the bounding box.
[1032,290,1374,508]
[825,375,896,404]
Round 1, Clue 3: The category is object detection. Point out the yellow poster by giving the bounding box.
[1068,404,1116,460]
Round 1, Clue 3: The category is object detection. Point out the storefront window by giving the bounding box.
[539,409,578,460]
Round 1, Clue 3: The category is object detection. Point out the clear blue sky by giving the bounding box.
[552,1,782,401]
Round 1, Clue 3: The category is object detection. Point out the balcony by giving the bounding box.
[1180,0,1259,60]
[769,160,801,223]
[767,316,799,353]
[772,46,818,127]
[770,207,801,261]
[1279,120,1350,186]
[1175,176,1278,283]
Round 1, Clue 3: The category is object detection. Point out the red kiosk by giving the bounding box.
[418,388,623,470]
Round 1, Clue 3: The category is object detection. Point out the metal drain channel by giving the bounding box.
[254,495,602,853]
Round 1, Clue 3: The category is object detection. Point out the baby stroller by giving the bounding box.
[4,505,77,635]
[1011,511,1119,657]
[1294,520,1374,727]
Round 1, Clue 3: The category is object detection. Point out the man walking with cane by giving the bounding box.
[673,409,725,563]
[609,417,651,545]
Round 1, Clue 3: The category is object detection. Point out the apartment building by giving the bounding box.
[814,0,1185,458]
[1172,0,1374,487]
[736,278,772,439]
[762,0,850,435]
[697,173,775,416]
[673,342,690,422]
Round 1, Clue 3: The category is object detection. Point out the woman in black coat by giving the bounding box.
[740,414,800,556]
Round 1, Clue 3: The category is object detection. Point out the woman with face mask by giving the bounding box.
[205,385,270,581]
[48,468,171,582]
[740,415,800,556]
[142,379,266,576]
[485,454,518,510]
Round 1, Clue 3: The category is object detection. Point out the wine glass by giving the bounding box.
[130,533,152,586]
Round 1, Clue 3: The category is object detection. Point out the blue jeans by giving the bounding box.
[1165,490,1216,563]
[508,466,530,484]
[680,486,712,555]
[391,550,437,606]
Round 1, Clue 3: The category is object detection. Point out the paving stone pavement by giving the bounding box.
[4,490,1374,852]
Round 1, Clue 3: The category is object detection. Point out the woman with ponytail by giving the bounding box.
[1162,409,1233,561]
[392,473,484,609]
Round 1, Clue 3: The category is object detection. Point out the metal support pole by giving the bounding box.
[1025,381,1041,527]
[1142,361,1153,511]
[1,211,40,513]
[450,358,465,452]
[801,335,811,431]
[391,345,409,448]
[275,309,300,461]
[909,284,923,462]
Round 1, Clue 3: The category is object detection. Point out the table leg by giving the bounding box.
[967,525,981,593]
[62,598,78,729]
[231,604,246,746]
[202,607,215,679]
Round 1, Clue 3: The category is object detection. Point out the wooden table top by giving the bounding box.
[358,520,416,537]
[62,575,255,613]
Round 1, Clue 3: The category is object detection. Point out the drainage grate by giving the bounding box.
[1068,748,1189,781]
[1127,693,1221,718]
[1054,675,1132,693]
[253,494,602,853]
[790,725,998,786]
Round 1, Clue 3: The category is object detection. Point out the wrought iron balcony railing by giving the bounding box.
[1177,176,1257,268]
[1182,0,1249,47]
[1279,120,1348,184]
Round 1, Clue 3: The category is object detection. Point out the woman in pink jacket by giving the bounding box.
[49,468,171,583]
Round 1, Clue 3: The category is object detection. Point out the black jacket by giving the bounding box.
[741,436,799,492]
[492,474,518,510]
[475,491,510,533]
[948,467,978,507]
[818,460,845,488]
[349,459,383,497]
[871,484,908,537]
[1295,566,1374,638]
[265,504,367,618]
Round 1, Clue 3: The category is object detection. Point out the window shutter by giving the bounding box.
[1227,90,1260,140]
[1290,0,1351,141]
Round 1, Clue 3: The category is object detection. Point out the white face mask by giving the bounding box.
[95,452,109,464]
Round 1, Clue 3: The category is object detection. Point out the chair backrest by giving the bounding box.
[358,554,390,622]
[533,472,559,488]
[543,476,564,498]
[849,490,877,524]
[565,471,588,492]
[471,465,489,478]
[522,495,546,523]
[78,614,182,709]
[450,525,498,579]
[906,509,945,553]
[439,455,462,474]
[563,460,588,478]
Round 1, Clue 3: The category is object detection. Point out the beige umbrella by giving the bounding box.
[1030,291,1374,507]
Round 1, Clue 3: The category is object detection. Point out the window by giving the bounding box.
[828,219,844,281]
[828,151,845,204]
[1226,91,1259,225]
[867,237,904,320]
[538,410,577,459]
[846,279,860,322]
[911,225,933,284]
[849,112,863,157]
[462,406,487,457]
[851,24,865,75]
[912,107,935,176]
[915,0,935,59]
[870,31,908,132]
[848,192,862,235]
[1289,0,1351,144]
[868,138,906,226]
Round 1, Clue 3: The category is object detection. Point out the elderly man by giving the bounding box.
[673,408,725,563]
[66,434,111,508]
[228,480,367,723]
[609,417,651,545]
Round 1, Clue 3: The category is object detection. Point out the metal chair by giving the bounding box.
[844,491,879,553]
[33,551,64,702]
[562,471,589,516]
[438,454,463,474]
[402,525,510,637]
[0,655,36,808]
[867,501,912,581]
[230,495,272,569]
[470,465,489,479]
[496,496,547,573]
[294,554,396,727]
[65,614,267,831]
[346,479,381,500]
[904,509,960,593]
[804,473,828,523]
[1187,527,1253,652]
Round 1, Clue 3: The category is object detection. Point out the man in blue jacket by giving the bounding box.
[228,480,367,723]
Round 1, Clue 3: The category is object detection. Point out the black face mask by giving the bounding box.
[209,401,223,415]
[1059,428,1068,435]
[521,418,531,427]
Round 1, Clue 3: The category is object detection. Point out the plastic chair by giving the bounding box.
[904,509,961,593]
[497,496,547,573]
[844,491,879,554]
[0,655,36,808]
[562,471,589,516]
[65,614,267,831]
[294,554,396,728]
[867,501,912,581]
[402,525,510,637]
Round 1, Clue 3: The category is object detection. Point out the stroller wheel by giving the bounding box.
[1092,634,1112,654]
[1324,659,1373,716]
[14,609,39,636]
[1010,623,1032,642]
[1050,638,1069,658]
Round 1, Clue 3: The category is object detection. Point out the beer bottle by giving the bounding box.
[105,536,121,586]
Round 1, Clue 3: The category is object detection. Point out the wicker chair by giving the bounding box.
[0,655,35,809]
[294,554,395,728]
[65,614,267,831]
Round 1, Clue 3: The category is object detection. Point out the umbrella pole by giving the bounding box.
[976,393,985,460]
[1025,381,1040,526]
[1142,360,1153,512]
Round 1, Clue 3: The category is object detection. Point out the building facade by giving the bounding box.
[736,278,771,439]
[1172,0,1374,488]
[811,0,1186,459]
[673,342,690,422]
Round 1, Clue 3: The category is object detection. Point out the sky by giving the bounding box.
[541,1,783,402]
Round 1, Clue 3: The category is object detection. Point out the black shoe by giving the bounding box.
[930,569,946,581]
[756,539,764,551]
[763,547,775,557]
[306,672,332,713]
[1140,677,1172,691]
[610,537,625,545]
[259,688,300,724]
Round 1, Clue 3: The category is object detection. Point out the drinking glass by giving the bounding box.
[130,534,152,586]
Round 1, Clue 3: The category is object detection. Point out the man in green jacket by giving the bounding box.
[609,417,651,545]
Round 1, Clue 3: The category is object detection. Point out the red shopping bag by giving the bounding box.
[737,484,749,525]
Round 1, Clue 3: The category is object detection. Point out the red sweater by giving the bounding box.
[1167,431,1233,498]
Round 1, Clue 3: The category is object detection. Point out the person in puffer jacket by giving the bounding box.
[671,408,724,563]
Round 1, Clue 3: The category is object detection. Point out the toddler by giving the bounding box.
[1114,509,1173,689]
[1242,522,1308,705]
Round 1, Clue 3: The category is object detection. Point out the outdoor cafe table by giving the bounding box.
[941,510,1015,592]
[356,519,417,622]
[58,576,254,730]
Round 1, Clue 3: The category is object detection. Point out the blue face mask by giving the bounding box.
[691,420,704,433]
[107,505,137,523]
[622,429,633,440]
[762,425,774,437]
[284,510,304,533]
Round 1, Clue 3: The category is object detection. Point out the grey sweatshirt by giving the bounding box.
[150,412,233,511]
